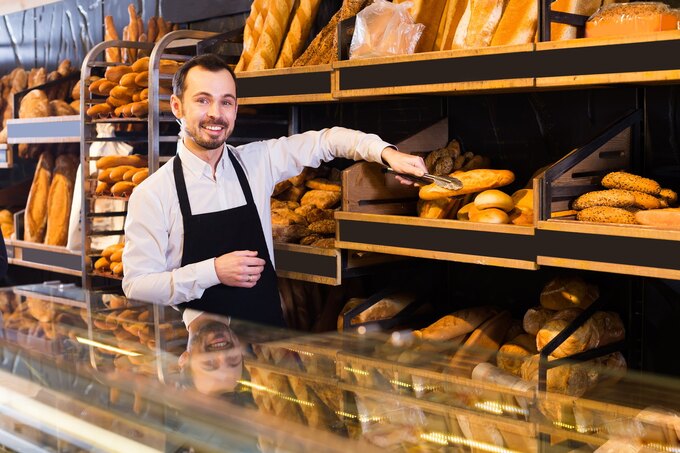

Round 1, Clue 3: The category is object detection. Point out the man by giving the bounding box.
[122,54,427,327]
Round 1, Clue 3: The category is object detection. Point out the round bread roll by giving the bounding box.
[474,190,514,212]
[521,354,590,397]
[497,333,538,376]
[540,275,598,310]
[523,306,555,335]
[536,309,600,358]
[470,207,510,224]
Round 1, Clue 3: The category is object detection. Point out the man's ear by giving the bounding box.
[178,350,189,370]
[170,94,183,118]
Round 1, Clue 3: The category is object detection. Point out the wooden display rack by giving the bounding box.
[536,110,680,280]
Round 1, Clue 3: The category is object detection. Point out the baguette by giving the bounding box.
[491,0,537,46]
[111,181,135,197]
[417,197,458,219]
[463,0,507,48]
[119,72,140,88]
[395,0,449,52]
[123,167,145,181]
[24,151,54,242]
[147,17,158,43]
[236,0,269,71]
[96,154,147,170]
[102,243,124,259]
[104,16,121,64]
[134,71,149,87]
[247,0,296,71]
[94,256,110,271]
[108,165,137,183]
[419,169,515,200]
[415,306,496,341]
[127,5,139,62]
[86,103,112,118]
[45,154,78,246]
[132,168,149,185]
[275,0,323,68]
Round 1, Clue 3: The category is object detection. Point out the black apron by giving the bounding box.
[174,149,285,327]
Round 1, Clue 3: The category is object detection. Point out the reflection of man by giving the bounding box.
[179,310,245,396]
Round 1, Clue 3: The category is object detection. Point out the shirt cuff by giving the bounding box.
[196,258,221,288]
[368,140,397,165]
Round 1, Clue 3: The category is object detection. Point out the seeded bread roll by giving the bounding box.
[601,171,661,195]
[629,190,663,210]
[577,206,638,224]
[659,188,678,206]
[572,189,636,210]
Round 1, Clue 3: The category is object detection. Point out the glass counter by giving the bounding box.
[1,283,680,452]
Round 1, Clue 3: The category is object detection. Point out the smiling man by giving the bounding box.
[122,54,426,326]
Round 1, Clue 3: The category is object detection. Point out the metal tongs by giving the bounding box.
[383,166,463,190]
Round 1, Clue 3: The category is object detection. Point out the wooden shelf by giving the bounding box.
[335,212,538,271]
[6,115,80,144]
[5,239,82,277]
[237,64,335,105]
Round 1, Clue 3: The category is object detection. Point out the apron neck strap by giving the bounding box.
[173,155,192,219]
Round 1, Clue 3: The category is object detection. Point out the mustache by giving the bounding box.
[200,119,229,128]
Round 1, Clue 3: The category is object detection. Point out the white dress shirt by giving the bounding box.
[122,127,392,306]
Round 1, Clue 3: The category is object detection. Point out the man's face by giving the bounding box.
[180,315,243,395]
[171,66,238,153]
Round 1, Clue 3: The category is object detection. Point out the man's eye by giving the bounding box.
[222,100,232,107]
[196,98,208,104]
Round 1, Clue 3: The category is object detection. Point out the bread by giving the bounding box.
[540,275,598,310]
[470,207,510,223]
[45,154,78,246]
[572,189,636,210]
[418,197,458,219]
[410,0,451,52]
[591,311,625,347]
[278,185,306,202]
[95,181,109,195]
[300,190,341,209]
[69,100,80,113]
[247,0,296,71]
[88,78,114,96]
[25,151,54,242]
[19,90,49,118]
[272,223,310,243]
[550,0,602,41]
[311,237,334,248]
[521,354,590,396]
[48,100,75,116]
[576,206,638,224]
[110,249,123,263]
[635,208,680,229]
[415,306,496,341]
[105,65,133,84]
[448,310,512,377]
[119,72,140,88]
[134,71,148,87]
[236,0,269,71]
[127,5,139,62]
[601,171,661,195]
[86,103,112,118]
[104,16,121,64]
[456,201,479,220]
[462,0,507,48]
[491,0,537,45]
[630,191,663,210]
[436,0,469,50]
[474,189,514,211]
[131,168,149,185]
[536,308,600,358]
[292,6,339,66]
[122,167,145,181]
[497,333,538,376]
[111,181,135,197]
[275,0,323,68]
[96,154,146,170]
[659,188,678,206]
[308,219,335,234]
[523,306,556,335]
[419,169,515,200]
[102,243,124,259]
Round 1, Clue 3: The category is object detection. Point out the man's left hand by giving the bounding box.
[381,147,428,186]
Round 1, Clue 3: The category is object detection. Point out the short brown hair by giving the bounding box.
[172,53,237,99]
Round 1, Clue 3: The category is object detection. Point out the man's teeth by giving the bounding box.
[204,125,224,131]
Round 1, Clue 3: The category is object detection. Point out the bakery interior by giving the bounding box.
[2,0,680,451]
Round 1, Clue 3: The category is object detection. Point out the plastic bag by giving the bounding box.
[585,2,679,38]
[66,123,132,251]
[350,0,424,59]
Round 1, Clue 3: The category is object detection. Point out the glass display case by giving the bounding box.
[1,282,680,453]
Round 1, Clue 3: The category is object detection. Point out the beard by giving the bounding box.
[184,119,230,151]
[189,321,232,351]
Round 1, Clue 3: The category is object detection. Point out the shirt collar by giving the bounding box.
[176,139,228,180]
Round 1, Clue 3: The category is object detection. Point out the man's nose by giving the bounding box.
[207,101,221,118]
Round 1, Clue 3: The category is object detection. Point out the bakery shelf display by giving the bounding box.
[6,115,80,144]
[235,64,335,105]
[5,239,82,277]
[537,110,680,280]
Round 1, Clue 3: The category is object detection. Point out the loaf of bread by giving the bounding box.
[104,16,121,64]
[417,197,458,219]
[275,0,323,68]
[48,100,76,116]
[490,0,537,46]
[236,0,269,71]
[497,333,537,376]
[572,189,636,210]
[586,2,679,39]
[601,171,661,196]
[394,0,449,52]
[577,206,638,224]
[550,0,602,41]
[521,354,590,396]
[45,154,78,246]
[414,306,496,341]
[247,0,296,71]
[300,189,341,209]
[456,201,479,220]
[96,154,147,170]
[461,0,506,48]
[25,151,54,242]
[436,0,468,50]
[419,169,515,200]
[19,90,49,118]
[540,275,598,310]
[523,306,556,335]
[591,311,625,347]
[635,208,680,229]
[659,188,678,206]
[536,308,600,358]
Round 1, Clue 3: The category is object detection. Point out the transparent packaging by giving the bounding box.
[349,0,425,60]
[585,2,679,39]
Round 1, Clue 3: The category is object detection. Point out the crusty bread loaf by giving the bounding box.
[25,151,54,242]
[417,197,459,219]
[394,0,449,52]
[127,5,140,62]
[236,0,269,71]
[419,169,515,200]
[497,333,538,376]
[247,0,296,71]
[521,354,590,396]
[550,0,602,41]
[19,90,49,118]
[45,154,78,246]
[462,0,507,48]
[491,0,537,46]
[523,306,555,335]
[275,0,323,68]
[437,0,469,50]
[104,16,121,64]
[540,275,598,310]
[536,308,600,358]
[48,100,76,116]
[635,208,680,229]
[591,311,625,347]
[415,306,496,341]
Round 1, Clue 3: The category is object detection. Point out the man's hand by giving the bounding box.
[214,250,266,288]
[381,147,428,186]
